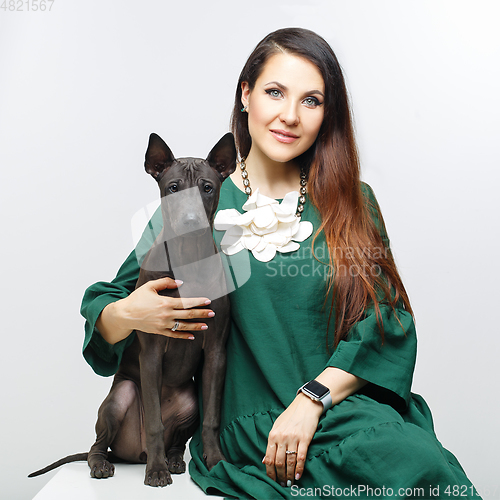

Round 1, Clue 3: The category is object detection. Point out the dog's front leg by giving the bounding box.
[201,333,229,470]
[138,332,171,487]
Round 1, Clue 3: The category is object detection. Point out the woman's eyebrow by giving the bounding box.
[264,81,324,98]
[307,89,325,97]
[264,80,287,90]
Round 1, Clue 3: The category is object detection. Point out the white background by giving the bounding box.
[1,1,498,499]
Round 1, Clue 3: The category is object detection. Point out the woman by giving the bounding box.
[81,28,478,498]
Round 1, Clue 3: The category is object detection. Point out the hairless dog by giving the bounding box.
[29,132,236,486]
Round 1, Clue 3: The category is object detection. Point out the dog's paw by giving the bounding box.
[144,465,172,487]
[90,460,115,479]
[203,450,227,471]
[167,453,186,474]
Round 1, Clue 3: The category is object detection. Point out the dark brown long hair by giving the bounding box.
[231,28,413,349]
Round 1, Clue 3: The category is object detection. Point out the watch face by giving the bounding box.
[303,380,329,399]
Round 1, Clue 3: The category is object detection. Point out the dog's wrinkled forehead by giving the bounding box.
[160,157,221,185]
[175,157,209,171]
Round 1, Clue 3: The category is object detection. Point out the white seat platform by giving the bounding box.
[32,448,225,500]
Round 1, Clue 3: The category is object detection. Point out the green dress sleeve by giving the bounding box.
[326,305,416,409]
[326,183,417,410]
[80,207,162,376]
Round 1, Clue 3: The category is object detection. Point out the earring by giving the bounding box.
[241,105,248,112]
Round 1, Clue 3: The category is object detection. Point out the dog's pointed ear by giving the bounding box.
[206,133,237,180]
[145,133,175,180]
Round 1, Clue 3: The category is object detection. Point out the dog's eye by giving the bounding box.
[203,184,213,194]
[168,183,179,193]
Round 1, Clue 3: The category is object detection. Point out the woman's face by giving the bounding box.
[241,53,325,164]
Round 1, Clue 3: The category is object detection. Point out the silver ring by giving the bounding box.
[171,321,180,332]
[285,450,297,455]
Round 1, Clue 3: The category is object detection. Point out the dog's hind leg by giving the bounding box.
[161,381,199,474]
[166,419,198,474]
[88,379,143,479]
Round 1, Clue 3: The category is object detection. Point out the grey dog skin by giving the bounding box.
[29,133,236,487]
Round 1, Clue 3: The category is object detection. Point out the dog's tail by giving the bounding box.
[28,451,129,477]
[28,453,89,477]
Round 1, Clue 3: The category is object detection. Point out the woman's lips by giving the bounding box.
[269,129,299,144]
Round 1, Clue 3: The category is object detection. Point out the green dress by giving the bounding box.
[81,179,479,499]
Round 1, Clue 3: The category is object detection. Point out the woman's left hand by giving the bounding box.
[263,393,323,487]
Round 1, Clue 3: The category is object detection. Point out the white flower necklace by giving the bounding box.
[240,157,308,216]
[214,158,313,262]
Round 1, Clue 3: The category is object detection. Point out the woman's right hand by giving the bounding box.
[96,277,214,345]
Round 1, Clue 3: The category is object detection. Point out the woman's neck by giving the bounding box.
[230,149,302,199]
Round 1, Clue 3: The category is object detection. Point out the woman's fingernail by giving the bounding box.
[208,311,215,317]
[295,473,300,480]
[174,279,183,285]
[201,325,208,330]
[188,336,195,340]
[287,480,291,487]
[204,299,211,305]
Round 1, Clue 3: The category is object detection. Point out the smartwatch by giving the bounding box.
[297,380,332,414]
